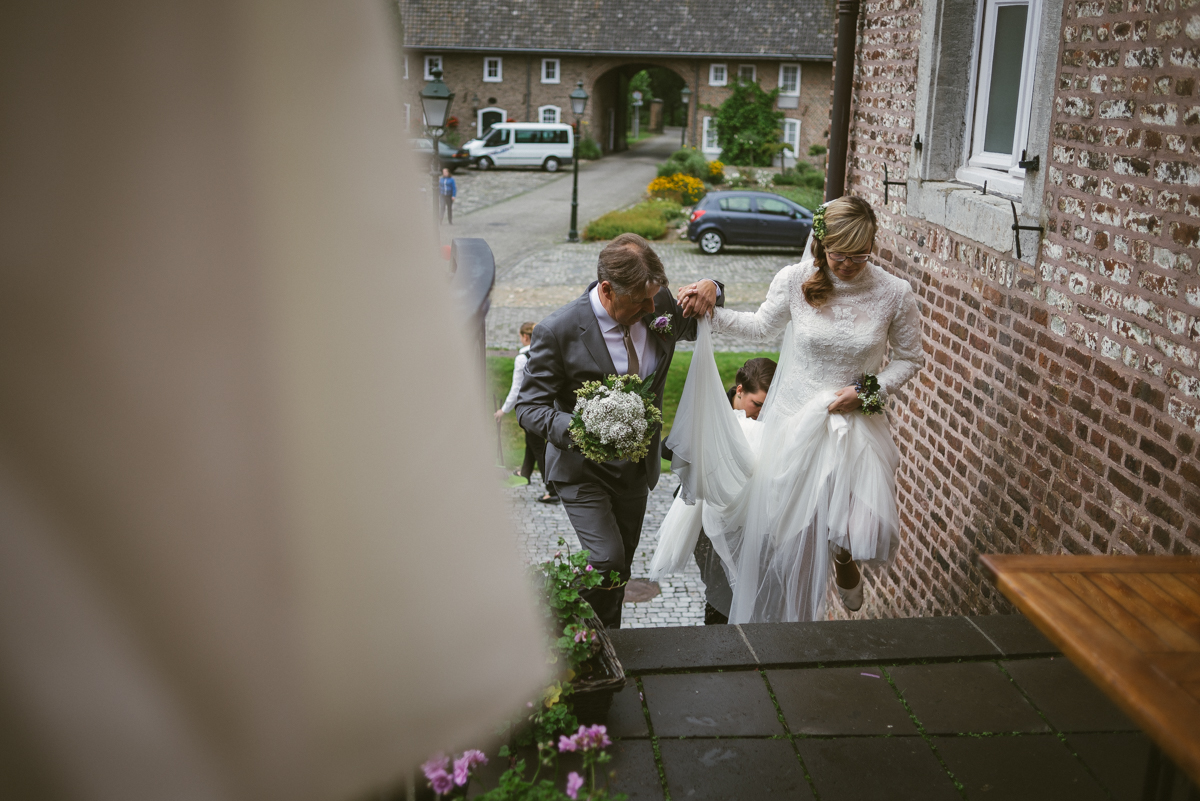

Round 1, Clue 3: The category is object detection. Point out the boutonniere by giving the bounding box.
[648,313,674,337]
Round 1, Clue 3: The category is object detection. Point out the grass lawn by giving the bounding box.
[766,184,825,212]
[488,349,780,473]
[626,128,656,146]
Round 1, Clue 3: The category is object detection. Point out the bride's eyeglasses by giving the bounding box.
[826,252,870,263]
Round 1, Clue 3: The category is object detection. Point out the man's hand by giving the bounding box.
[493,409,506,422]
[677,279,718,318]
[827,386,862,414]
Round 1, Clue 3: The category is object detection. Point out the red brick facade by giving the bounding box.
[835,0,1200,618]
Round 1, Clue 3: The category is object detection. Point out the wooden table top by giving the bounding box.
[980,555,1200,786]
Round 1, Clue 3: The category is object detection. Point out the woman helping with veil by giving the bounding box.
[650,196,924,623]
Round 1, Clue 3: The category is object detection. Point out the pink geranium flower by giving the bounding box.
[566,770,585,799]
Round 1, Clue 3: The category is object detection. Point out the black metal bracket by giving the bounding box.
[883,165,907,204]
[1018,149,1040,171]
[1009,200,1045,260]
[913,134,923,152]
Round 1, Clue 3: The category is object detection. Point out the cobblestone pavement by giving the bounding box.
[487,241,807,351]
[507,473,706,629]
[430,168,565,218]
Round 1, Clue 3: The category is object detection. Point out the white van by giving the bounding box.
[463,122,574,172]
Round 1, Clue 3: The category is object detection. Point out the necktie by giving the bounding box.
[621,325,639,376]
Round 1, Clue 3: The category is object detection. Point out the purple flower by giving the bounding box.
[558,734,579,752]
[585,565,594,572]
[421,754,450,781]
[566,771,585,799]
[430,771,455,795]
[460,750,487,769]
[650,313,673,335]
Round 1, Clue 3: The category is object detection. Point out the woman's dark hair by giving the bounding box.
[802,196,878,307]
[736,357,778,395]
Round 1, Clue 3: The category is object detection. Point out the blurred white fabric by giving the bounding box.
[0,2,547,800]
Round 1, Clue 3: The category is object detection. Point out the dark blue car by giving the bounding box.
[686,191,813,255]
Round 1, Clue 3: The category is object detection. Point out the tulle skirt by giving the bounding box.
[649,320,900,623]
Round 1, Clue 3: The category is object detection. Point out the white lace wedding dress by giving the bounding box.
[648,250,924,623]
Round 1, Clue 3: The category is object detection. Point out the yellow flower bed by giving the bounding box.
[647,173,706,205]
[708,160,725,178]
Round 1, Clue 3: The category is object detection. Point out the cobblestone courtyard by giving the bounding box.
[507,473,705,628]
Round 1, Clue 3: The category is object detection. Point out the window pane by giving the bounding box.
[719,197,751,211]
[757,198,791,215]
[544,60,556,80]
[780,65,799,93]
[515,130,537,143]
[982,4,1028,154]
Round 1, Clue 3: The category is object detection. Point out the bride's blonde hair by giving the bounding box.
[803,196,878,307]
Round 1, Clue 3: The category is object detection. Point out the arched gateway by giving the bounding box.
[399,0,834,158]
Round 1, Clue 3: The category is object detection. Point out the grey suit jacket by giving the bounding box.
[515,281,723,492]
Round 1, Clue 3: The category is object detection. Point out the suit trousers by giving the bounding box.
[556,479,648,629]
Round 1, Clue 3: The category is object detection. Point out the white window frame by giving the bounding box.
[708,63,727,87]
[778,63,801,96]
[738,64,757,83]
[483,57,503,83]
[539,105,562,124]
[541,58,561,84]
[423,55,442,80]
[782,119,800,155]
[477,106,506,135]
[701,116,720,154]
[957,0,1043,193]
[403,57,409,80]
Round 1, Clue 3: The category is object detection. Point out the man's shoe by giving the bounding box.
[537,493,560,504]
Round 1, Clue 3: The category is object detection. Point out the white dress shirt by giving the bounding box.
[589,285,656,377]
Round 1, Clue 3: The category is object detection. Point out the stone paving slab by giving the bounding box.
[796,737,961,801]
[607,625,754,671]
[887,662,1051,735]
[741,616,1005,666]
[657,739,814,801]
[640,672,784,737]
[767,666,918,736]
[1064,732,1153,801]
[1000,658,1138,732]
[934,735,1111,801]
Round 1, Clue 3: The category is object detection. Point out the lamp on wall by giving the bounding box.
[568,80,590,243]
[419,68,455,231]
[680,85,692,147]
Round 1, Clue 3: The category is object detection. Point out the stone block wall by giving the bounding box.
[833,0,1200,619]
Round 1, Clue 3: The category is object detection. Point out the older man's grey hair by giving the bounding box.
[596,233,669,295]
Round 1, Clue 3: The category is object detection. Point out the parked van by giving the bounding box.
[463,122,574,172]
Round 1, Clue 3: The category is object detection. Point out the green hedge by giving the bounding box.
[655,148,710,180]
[578,137,602,160]
[582,199,684,241]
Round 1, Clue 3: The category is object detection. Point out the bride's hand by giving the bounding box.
[677,280,718,318]
[827,386,862,414]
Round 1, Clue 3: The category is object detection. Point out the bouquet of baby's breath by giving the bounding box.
[569,373,662,463]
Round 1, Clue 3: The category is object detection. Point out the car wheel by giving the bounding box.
[478,157,494,171]
[699,230,724,255]
[543,157,561,173]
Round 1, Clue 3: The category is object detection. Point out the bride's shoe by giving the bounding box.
[834,554,864,612]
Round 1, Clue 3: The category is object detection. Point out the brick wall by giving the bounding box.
[832,0,1200,619]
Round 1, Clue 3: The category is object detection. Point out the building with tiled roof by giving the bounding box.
[398,0,835,157]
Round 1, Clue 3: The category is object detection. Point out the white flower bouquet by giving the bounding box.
[569,373,662,464]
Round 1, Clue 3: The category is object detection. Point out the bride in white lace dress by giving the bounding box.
[650,197,924,623]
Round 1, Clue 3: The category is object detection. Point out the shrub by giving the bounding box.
[578,136,602,160]
[808,143,828,156]
[708,159,725,184]
[582,199,685,241]
[710,81,788,166]
[773,162,825,191]
[647,173,706,205]
[656,148,710,180]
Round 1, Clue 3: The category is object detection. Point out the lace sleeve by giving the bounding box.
[710,263,794,343]
[877,283,925,397]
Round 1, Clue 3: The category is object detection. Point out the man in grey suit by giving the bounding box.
[516,233,722,628]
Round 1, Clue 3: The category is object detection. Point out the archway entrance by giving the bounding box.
[591,63,688,155]
[477,107,505,135]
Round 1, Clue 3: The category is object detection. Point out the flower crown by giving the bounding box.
[812,202,830,241]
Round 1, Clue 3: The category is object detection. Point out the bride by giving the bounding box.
[651,196,924,623]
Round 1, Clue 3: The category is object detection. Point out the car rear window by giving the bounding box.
[757,197,792,215]
[718,197,752,212]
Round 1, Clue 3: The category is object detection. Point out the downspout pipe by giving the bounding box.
[825,0,861,202]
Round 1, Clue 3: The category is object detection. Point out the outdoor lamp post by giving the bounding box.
[419,67,455,228]
[568,80,590,243]
[680,85,691,147]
